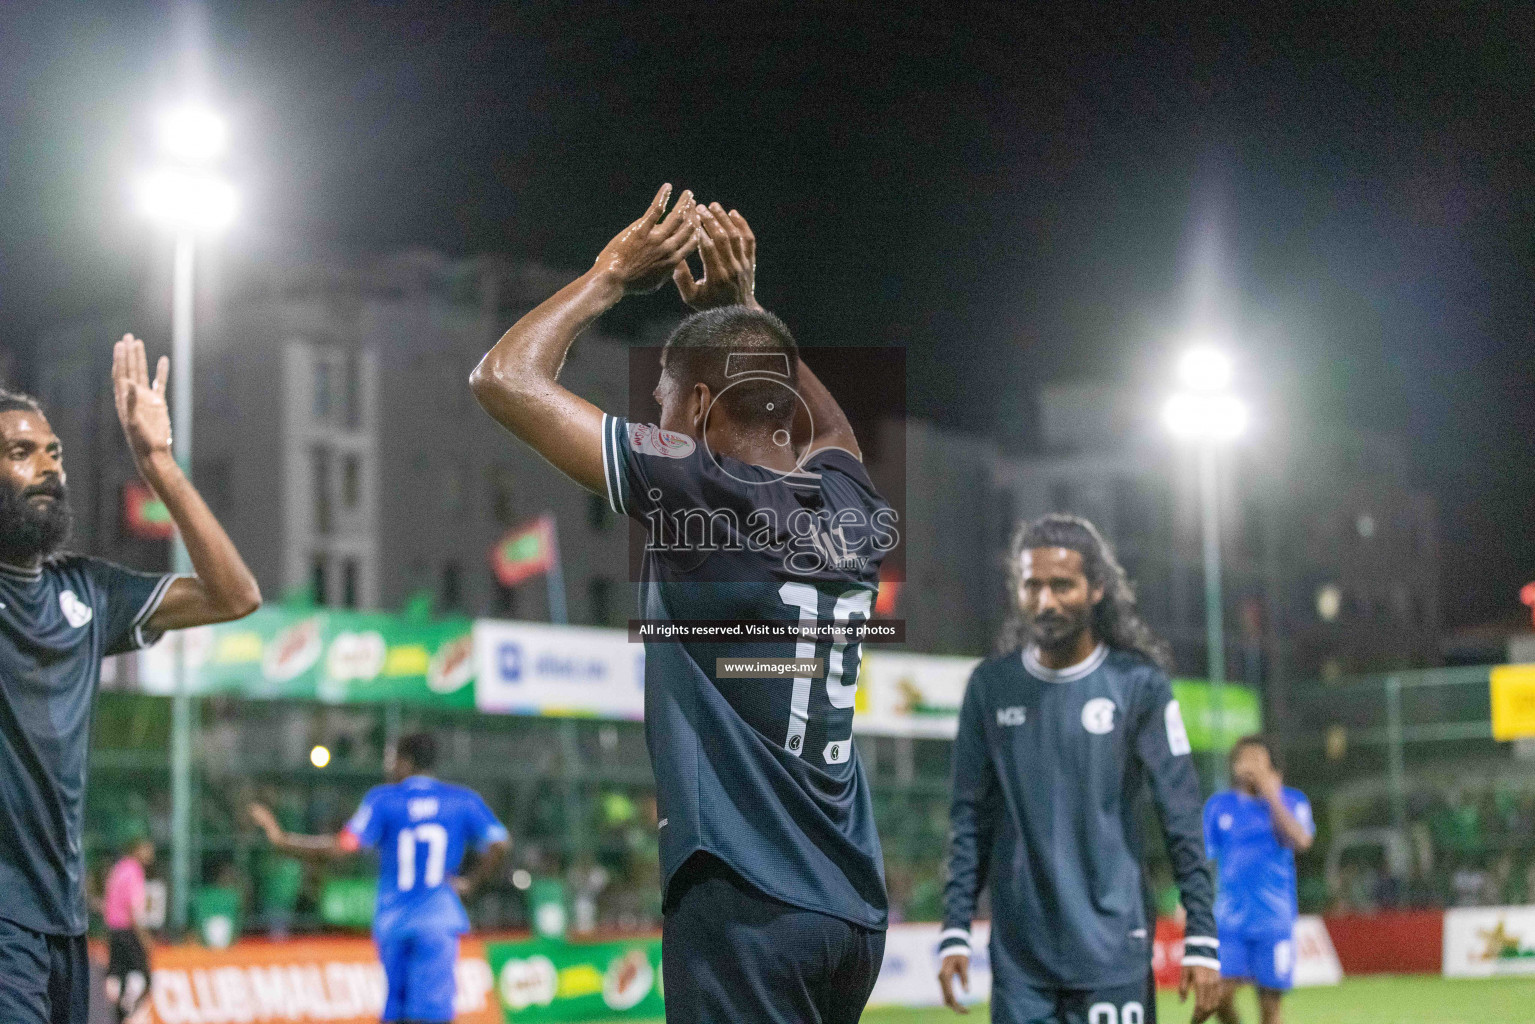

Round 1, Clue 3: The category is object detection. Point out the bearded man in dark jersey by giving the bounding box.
[471,187,894,1023]
[0,336,260,1023]
[939,515,1222,1024]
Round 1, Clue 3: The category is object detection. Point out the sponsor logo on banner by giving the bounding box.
[475,620,645,719]
[1444,905,1535,976]
[485,937,664,1021]
[143,938,497,1024]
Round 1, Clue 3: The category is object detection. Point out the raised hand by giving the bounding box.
[592,184,699,295]
[247,803,282,843]
[674,203,760,311]
[112,334,172,464]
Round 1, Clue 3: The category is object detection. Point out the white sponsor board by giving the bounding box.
[1292,914,1345,987]
[856,651,979,739]
[1444,905,1535,977]
[868,922,992,1008]
[473,620,646,719]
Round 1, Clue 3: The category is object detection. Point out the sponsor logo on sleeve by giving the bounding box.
[627,423,696,459]
[1165,699,1193,756]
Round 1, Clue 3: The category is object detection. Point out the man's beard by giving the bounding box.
[1025,607,1092,652]
[0,477,72,563]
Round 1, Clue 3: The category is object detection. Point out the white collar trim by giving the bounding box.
[1022,643,1108,683]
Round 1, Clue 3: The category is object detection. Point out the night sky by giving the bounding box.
[3,2,1532,628]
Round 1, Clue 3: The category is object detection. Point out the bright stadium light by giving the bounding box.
[1176,345,1234,392]
[156,104,228,163]
[1160,391,1249,442]
[309,745,332,768]
[136,167,239,231]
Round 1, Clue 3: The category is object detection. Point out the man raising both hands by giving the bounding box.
[471,188,895,1024]
[0,335,260,1024]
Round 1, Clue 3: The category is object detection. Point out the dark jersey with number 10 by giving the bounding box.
[601,415,894,930]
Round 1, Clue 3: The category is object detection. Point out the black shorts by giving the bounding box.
[106,929,152,1021]
[992,971,1158,1024]
[661,853,886,1024]
[0,917,89,1024]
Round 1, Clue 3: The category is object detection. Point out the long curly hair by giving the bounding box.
[996,513,1172,670]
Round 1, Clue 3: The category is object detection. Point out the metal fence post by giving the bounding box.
[1385,675,1407,835]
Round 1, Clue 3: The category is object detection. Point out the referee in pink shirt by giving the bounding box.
[101,838,154,1023]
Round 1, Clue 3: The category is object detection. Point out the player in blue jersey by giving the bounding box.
[1202,736,1314,1024]
[939,515,1222,1024]
[471,187,894,1023]
[0,337,261,1024]
[249,733,509,1024]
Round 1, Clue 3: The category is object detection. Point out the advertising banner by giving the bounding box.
[1154,916,1340,990]
[866,922,991,1008]
[484,936,663,1021]
[145,937,498,1024]
[855,651,979,739]
[1169,680,1262,752]
[473,620,646,719]
[138,607,476,708]
[1490,664,1535,740]
[1444,905,1535,977]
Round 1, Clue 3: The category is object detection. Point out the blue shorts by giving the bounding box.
[1218,930,1295,991]
[377,929,460,1023]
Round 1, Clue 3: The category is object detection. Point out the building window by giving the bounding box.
[341,455,360,510]
[314,357,334,422]
[311,554,329,606]
[312,445,333,535]
[587,493,611,532]
[588,577,613,626]
[343,350,361,429]
[341,559,359,609]
[488,466,516,526]
[440,561,462,611]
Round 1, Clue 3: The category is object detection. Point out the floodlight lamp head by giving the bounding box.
[156,104,228,163]
[137,168,238,231]
[1176,345,1234,392]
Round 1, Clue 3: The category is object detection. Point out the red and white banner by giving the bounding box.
[143,937,499,1024]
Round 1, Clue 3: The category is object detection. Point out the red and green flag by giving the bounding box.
[491,515,556,587]
[123,480,175,540]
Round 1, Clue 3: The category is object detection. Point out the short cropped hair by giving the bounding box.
[1228,734,1277,769]
[0,389,45,418]
[662,305,799,429]
[395,732,438,772]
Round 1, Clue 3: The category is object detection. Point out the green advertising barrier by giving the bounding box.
[319,876,376,929]
[1172,680,1262,751]
[486,936,663,1022]
[153,606,476,707]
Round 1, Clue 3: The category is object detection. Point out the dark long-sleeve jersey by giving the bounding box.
[939,644,1218,989]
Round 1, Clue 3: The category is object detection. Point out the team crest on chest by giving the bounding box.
[628,423,696,459]
[1080,697,1116,735]
[59,590,93,628]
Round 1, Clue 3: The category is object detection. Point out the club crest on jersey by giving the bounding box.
[59,590,93,628]
[1081,697,1116,735]
[628,423,695,459]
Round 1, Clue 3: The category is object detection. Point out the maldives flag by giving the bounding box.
[491,515,556,587]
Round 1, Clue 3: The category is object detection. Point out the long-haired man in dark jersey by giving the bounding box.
[470,187,895,1023]
[938,514,1222,1024]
